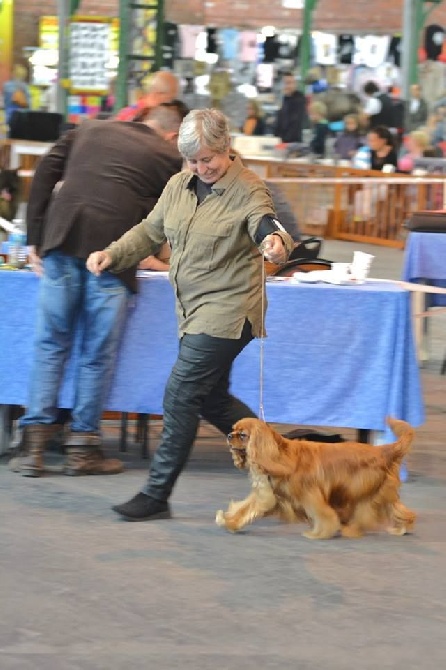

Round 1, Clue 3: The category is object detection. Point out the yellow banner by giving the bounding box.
[0,0,13,87]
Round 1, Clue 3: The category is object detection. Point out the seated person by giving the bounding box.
[398,129,437,173]
[333,114,364,160]
[308,101,330,157]
[426,107,446,149]
[3,64,31,126]
[367,125,398,171]
[240,100,266,136]
[264,181,301,243]
[230,149,301,242]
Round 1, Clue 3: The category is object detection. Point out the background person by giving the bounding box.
[367,125,398,172]
[406,84,428,132]
[426,106,446,151]
[333,114,364,160]
[3,64,31,126]
[398,129,437,173]
[114,70,180,121]
[274,71,307,143]
[230,148,301,242]
[362,81,395,130]
[87,108,294,522]
[241,99,266,136]
[10,101,187,478]
[308,100,329,157]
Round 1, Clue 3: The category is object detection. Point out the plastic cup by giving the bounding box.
[330,262,351,283]
[350,251,374,283]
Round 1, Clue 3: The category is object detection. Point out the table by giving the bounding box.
[8,141,52,170]
[0,272,424,451]
[402,231,446,364]
[403,232,446,307]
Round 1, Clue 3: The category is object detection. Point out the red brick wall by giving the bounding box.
[11,0,446,75]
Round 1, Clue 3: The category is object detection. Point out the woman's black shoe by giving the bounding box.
[112,492,171,521]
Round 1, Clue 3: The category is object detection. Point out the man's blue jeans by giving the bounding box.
[20,250,130,433]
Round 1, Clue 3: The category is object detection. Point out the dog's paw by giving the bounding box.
[386,525,409,536]
[341,524,364,539]
[302,528,338,540]
[215,510,226,527]
[215,510,241,533]
[302,529,321,540]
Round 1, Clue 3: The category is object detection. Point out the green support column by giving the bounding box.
[115,0,165,111]
[116,0,130,110]
[299,0,319,91]
[57,0,70,118]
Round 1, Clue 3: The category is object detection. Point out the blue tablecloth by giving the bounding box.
[403,231,446,307]
[0,272,424,442]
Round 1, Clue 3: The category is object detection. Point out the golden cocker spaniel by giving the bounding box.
[216,417,416,539]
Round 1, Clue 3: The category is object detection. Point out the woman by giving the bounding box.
[367,125,398,171]
[3,64,31,126]
[87,109,293,521]
[398,129,436,173]
[333,114,364,161]
[241,99,266,136]
[308,100,329,157]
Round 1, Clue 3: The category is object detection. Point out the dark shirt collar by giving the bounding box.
[184,154,244,196]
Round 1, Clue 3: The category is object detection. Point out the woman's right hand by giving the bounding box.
[86,250,112,276]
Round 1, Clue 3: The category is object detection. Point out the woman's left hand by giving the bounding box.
[261,234,287,265]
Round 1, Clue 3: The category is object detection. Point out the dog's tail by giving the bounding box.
[382,417,414,465]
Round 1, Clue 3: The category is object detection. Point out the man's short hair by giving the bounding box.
[160,99,190,120]
[133,99,189,128]
[363,81,380,96]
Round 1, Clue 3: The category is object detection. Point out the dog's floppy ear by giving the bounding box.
[247,420,294,478]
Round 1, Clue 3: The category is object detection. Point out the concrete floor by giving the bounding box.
[1,239,445,670]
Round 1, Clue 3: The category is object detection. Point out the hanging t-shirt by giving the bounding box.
[239,31,258,62]
[209,69,231,101]
[263,35,280,63]
[162,22,179,69]
[387,36,402,68]
[206,27,218,54]
[425,24,445,61]
[354,36,390,69]
[313,32,337,66]
[256,63,274,90]
[277,34,298,61]
[337,35,355,65]
[179,25,204,59]
[220,28,239,60]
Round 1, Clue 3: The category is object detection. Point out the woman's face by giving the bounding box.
[186,146,232,184]
[247,102,256,117]
[345,117,358,132]
[407,136,419,154]
[368,132,386,151]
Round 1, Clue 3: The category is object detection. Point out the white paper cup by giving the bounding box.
[350,251,374,282]
[331,262,351,282]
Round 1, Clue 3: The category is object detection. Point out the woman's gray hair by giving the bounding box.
[178,108,231,158]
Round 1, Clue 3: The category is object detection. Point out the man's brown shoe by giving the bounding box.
[64,432,124,476]
[9,424,60,477]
